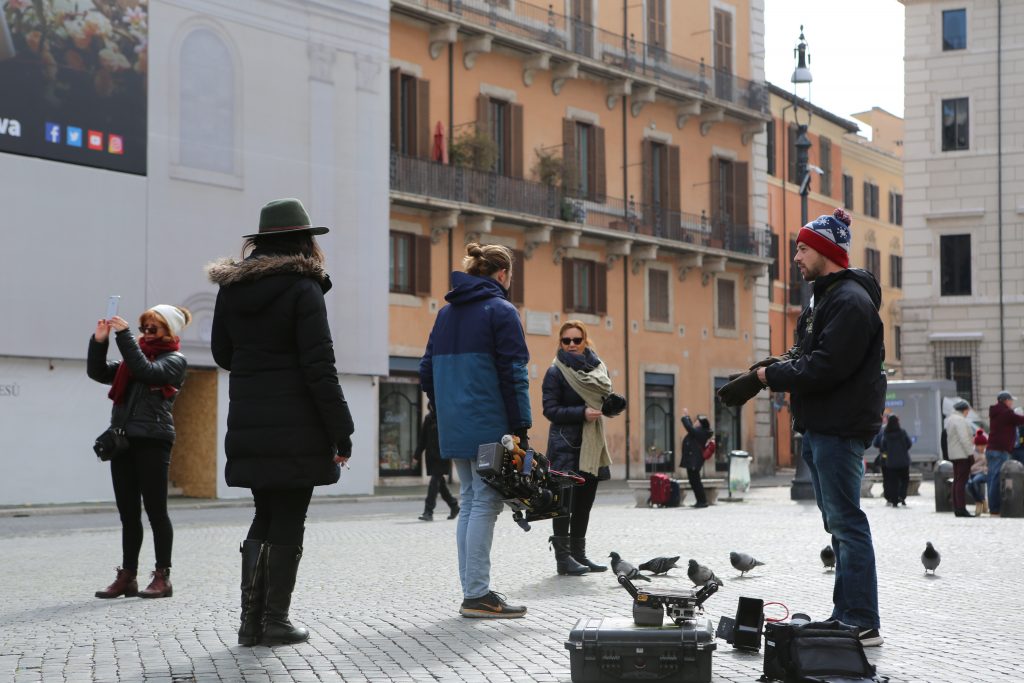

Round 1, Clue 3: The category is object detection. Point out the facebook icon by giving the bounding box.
[45,122,61,144]
[66,126,83,147]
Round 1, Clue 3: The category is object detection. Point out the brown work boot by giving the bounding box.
[95,567,138,599]
[138,568,173,598]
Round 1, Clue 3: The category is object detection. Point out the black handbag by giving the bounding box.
[601,392,627,417]
[763,620,877,682]
[93,428,130,461]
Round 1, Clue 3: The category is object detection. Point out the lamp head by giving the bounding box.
[791,26,813,84]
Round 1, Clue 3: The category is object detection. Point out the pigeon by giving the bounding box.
[609,552,652,582]
[729,551,765,576]
[638,556,681,575]
[687,559,724,587]
[921,542,940,575]
[820,545,836,571]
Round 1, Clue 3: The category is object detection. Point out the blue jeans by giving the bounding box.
[802,432,880,630]
[967,472,988,504]
[453,459,505,600]
[986,451,1010,514]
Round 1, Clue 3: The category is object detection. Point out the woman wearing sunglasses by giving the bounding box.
[541,320,615,576]
[88,304,192,600]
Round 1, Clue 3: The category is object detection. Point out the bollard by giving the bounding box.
[933,460,954,513]
[999,460,1024,518]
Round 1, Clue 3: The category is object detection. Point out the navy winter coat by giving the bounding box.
[680,416,713,470]
[420,272,531,459]
[208,252,355,489]
[541,348,604,472]
[873,428,912,469]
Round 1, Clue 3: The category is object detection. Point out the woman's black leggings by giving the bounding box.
[110,437,173,570]
[552,474,599,538]
[247,487,314,546]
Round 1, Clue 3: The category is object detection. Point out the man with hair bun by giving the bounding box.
[718,208,886,646]
[420,242,532,618]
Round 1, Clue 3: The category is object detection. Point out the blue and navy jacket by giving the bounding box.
[419,272,532,459]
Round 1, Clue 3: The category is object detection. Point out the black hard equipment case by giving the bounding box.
[565,616,716,683]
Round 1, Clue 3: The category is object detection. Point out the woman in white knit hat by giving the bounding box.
[87,304,192,600]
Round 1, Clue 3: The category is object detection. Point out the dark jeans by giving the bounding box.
[424,473,458,514]
[686,467,707,505]
[803,432,880,630]
[247,487,314,546]
[986,451,1009,514]
[951,458,972,510]
[881,466,909,504]
[552,474,599,538]
[110,437,173,570]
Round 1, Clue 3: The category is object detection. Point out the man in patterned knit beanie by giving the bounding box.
[719,208,887,646]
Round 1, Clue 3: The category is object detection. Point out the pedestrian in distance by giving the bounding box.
[420,243,532,618]
[987,391,1024,517]
[542,320,617,576]
[88,304,192,600]
[944,400,975,517]
[718,208,886,647]
[873,414,912,507]
[414,402,459,522]
[208,198,355,646]
[679,408,713,509]
[969,429,989,516]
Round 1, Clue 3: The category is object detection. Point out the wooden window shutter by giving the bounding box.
[863,181,870,216]
[510,103,524,177]
[562,118,577,194]
[709,156,721,224]
[390,69,401,151]
[510,249,525,305]
[734,161,749,226]
[595,263,608,316]
[668,145,681,212]
[586,127,598,200]
[642,140,654,212]
[476,94,490,136]
[593,125,607,202]
[563,258,575,312]
[414,235,432,297]
[415,79,430,159]
[787,124,798,184]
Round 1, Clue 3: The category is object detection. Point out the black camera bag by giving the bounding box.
[762,620,875,683]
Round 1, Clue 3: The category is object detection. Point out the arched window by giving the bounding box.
[179,28,235,174]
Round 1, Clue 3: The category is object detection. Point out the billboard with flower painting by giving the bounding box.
[0,0,147,174]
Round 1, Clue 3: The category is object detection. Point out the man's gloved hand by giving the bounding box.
[513,428,530,451]
[727,371,745,382]
[748,355,786,371]
[716,371,765,407]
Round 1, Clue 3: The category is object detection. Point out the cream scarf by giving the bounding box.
[553,356,613,476]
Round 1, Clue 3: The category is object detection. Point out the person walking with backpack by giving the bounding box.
[88,305,191,600]
[873,415,912,507]
[414,402,459,522]
[542,320,617,576]
[208,198,355,646]
[679,409,712,509]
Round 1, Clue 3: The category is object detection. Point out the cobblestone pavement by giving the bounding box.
[1,483,1021,682]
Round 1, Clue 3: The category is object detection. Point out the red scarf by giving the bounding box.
[108,337,181,405]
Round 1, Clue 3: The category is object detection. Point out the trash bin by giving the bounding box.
[727,451,751,502]
[933,460,954,513]
[999,460,1024,518]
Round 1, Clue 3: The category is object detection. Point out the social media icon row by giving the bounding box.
[45,123,123,155]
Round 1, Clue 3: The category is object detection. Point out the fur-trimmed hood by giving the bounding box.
[206,253,327,287]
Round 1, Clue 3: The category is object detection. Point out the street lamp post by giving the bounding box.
[789,27,816,501]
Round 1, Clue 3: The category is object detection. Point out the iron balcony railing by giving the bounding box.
[394,0,769,115]
[391,153,770,258]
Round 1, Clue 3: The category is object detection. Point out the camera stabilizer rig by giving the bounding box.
[618,573,719,627]
[476,435,585,531]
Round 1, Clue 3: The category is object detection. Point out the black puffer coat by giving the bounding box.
[414,410,450,477]
[542,348,601,472]
[208,252,355,489]
[87,331,187,443]
[679,416,713,470]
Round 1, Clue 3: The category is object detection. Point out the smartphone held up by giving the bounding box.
[105,295,121,321]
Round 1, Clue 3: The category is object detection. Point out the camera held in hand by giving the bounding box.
[476,435,584,532]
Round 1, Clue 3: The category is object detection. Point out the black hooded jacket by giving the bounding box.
[208,252,355,489]
[765,268,886,441]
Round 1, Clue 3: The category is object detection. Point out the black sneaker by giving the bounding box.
[858,628,884,647]
[418,512,433,522]
[460,591,527,619]
[447,505,460,520]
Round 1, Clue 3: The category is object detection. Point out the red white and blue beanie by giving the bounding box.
[797,208,852,269]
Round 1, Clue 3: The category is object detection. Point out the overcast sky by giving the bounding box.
[763,0,906,130]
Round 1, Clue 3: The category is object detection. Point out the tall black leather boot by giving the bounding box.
[261,544,310,645]
[549,535,588,576]
[238,540,266,646]
[570,537,607,572]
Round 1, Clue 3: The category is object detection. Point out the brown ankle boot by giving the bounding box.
[139,568,173,598]
[95,567,138,599]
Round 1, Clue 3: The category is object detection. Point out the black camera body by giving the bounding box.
[476,440,582,531]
